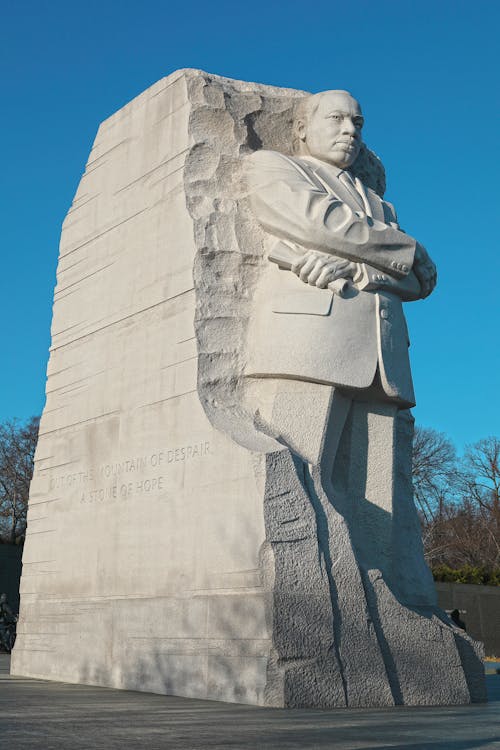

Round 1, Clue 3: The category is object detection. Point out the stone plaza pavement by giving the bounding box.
[1,655,499,749]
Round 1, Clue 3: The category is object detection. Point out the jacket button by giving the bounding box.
[402,264,408,273]
[391,261,397,268]
[380,309,389,319]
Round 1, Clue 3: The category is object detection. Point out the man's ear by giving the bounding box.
[296,119,307,142]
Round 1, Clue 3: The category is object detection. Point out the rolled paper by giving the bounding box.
[268,243,352,297]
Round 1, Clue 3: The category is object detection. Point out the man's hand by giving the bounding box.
[413,242,437,298]
[291,251,357,289]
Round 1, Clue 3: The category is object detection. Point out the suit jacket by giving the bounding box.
[243,150,421,408]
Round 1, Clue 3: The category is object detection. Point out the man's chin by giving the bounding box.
[307,146,359,169]
[326,149,359,169]
[341,151,359,167]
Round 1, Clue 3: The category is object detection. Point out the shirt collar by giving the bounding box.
[298,155,346,178]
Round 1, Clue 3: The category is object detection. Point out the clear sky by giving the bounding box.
[1,0,498,450]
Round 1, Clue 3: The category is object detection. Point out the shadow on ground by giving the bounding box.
[1,656,499,749]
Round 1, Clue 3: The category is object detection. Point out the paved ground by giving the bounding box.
[1,656,500,749]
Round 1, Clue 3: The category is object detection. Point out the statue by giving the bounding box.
[12,69,485,708]
[243,89,436,463]
[236,89,485,706]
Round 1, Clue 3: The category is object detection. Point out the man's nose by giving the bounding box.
[342,118,357,136]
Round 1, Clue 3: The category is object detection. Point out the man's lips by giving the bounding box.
[333,140,358,151]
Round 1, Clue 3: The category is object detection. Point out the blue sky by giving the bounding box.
[1,0,498,450]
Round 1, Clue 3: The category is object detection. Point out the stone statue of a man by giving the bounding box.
[243,89,436,471]
[237,90,485,707]
[244,90,436,449]
[242,89,438,604]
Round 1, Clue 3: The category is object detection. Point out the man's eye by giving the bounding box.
[329,115,343,121]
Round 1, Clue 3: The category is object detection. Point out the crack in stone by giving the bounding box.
[302,463,349,706]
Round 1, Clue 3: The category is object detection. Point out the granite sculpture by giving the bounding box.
[12,69,486,707]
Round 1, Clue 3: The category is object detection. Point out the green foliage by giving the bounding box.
[432,564,500,586]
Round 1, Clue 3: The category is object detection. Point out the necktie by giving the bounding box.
[339,170,365,210]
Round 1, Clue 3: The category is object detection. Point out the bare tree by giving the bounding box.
[426,500,491,568]
[413,430,500,571]
[0,417,39,544]
[411,426,458,523]
[457,437,500,567]
[459,437,500,516]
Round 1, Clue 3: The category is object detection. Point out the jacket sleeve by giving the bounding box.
[244,150,416,277]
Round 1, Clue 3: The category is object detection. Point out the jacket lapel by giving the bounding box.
[298,155,389,222]
[360,183,386,222]
[353,177,373,217]
[304,159,366,214]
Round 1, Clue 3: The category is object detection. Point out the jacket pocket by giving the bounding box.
[272,288,333,316]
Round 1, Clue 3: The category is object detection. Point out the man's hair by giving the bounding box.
[292,90,357,154]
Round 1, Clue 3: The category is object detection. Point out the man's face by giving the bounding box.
[299,92,364,169]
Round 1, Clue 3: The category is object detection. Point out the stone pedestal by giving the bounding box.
[12,69,486,706]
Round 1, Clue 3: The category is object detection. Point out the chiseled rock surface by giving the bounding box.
[12,69,485,707]
[12,69,277,705]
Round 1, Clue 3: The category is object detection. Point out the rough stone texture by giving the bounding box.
[186,71,485,706]
[12,70,276,705]
[189,76,386,452]
[12,69,485,707]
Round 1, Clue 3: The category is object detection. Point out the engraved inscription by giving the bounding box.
[80,475,166,504]
[45,441,212,507]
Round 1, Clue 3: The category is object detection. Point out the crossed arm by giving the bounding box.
[244,150,437,298]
